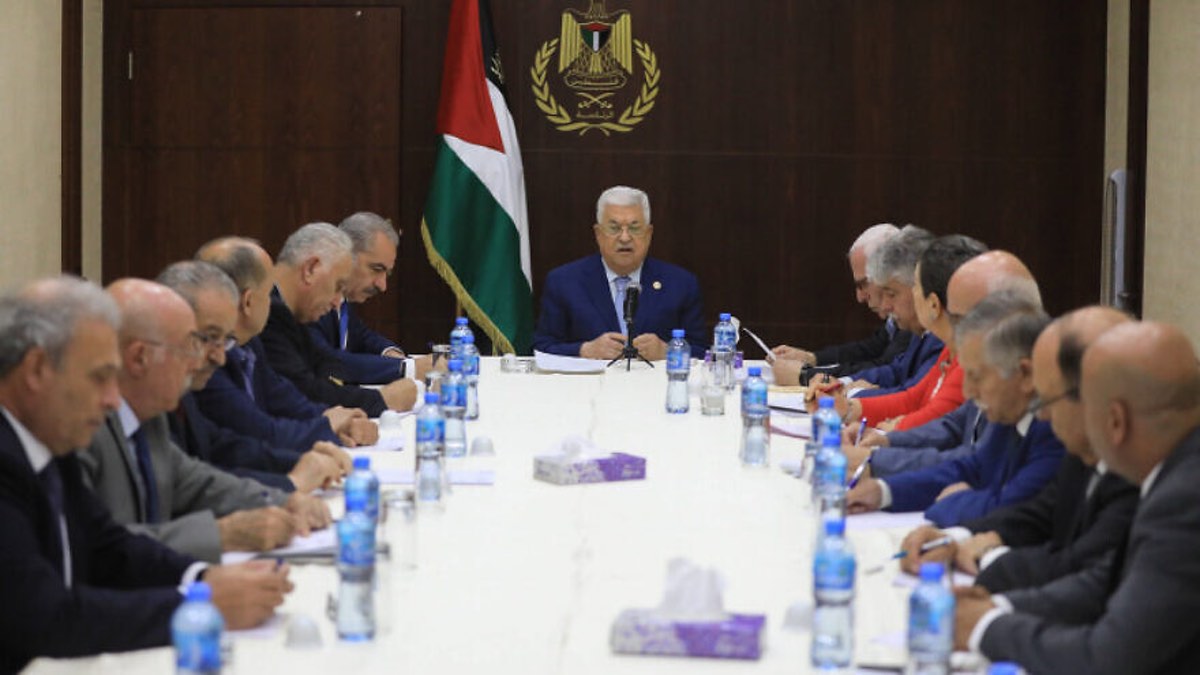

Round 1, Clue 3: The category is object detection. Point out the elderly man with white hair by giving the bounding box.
[260,222,418,416]
[533,186,706,360]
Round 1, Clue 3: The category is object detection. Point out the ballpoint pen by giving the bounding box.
[853,416,867,445]
[846,452,872,489]
[864,536,955,574]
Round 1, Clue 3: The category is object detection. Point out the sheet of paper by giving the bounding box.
[349,436,405,453]
[891,570,976,589]
[768,391,807,411]
[770,413,812,439]
[219,527,338,565]
[533,350,608,373]
[372,467,496,486]
[228,613,285,639]
[845,510,930,533]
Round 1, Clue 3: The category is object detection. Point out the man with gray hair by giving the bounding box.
[0,277,290,670]
[533,186,706,360]
[846,293,1064,527]
[261,222,418,415]
[310,212,433,384]
[771,223,913,377]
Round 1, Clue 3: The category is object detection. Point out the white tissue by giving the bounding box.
[655,558,729,622]
[544,434,603,462]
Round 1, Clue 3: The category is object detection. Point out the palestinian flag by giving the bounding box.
[421,0,533,354]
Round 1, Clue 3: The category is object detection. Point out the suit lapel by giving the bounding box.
[583,255,621,333]
[0,416,66,579]
[635,257,661,333]
[104,413,148,523]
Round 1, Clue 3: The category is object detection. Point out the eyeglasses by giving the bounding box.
[597,223,648,238]
[1027,387,1079,416]
[196,330,238,352]
[137,331,207,360]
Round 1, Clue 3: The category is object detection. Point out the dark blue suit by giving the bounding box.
[310,304,405,385]
[170,392,299,492]
[0,413,194,671]
[870,401,988,477]
[884,417,1065,527]
[533,255,706,357]
[193,337,339,450]
[852,332,943,398]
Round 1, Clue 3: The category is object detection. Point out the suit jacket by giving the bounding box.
[310,304,405,385]
[79,411,288,562]
[260,288,387,416]
[870,401,988,478]
[971,456,1137,593]
[852,331,944,397]
[884,417,1065,527]
[0,413,192,671]
[195,336,340,450]
[812,318,914,377]
[170,392,299,492]
[980,427,1200,673]
[532,255,707,357]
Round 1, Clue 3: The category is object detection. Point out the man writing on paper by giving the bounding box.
[533,186,706,360]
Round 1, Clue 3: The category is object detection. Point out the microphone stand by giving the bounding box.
[608,302,654,371]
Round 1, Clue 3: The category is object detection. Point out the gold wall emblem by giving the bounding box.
[531,1,659,136]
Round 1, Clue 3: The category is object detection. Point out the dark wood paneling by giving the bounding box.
[62,0,83,276]
[106,0,1108,354]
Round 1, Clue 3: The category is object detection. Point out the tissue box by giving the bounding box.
[609,609,766,660]
[533,452,646,485]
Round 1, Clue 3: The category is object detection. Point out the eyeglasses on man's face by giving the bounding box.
[1027,387,1079,416]
[597,222,648,238]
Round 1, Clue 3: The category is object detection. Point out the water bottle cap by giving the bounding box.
[448,359,463,372]
[823,518,845,537]
[671,328,685,338]
[462,334,475,344]
[456,317,468,326]
[185,581,212,602]
[719,312,731,321]
[818,396,835,409]
[919,562,945,582]
[823,433,841,448]
[353,456,370,470]
[747,366,761,377]
[424,392,439,404]
[988,664,1020,675]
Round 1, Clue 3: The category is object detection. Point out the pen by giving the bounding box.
[853,416,867,445]
[864,536,955,574]
[846,453,872,489]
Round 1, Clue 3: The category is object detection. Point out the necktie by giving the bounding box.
[39,460,73,587]
[131,428,161,523]
[969,407,986,445]
[236,348,256,401]
[614,275,631,336]
[339,303,350,350]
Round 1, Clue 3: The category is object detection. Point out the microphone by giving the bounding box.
[623,282,641,327]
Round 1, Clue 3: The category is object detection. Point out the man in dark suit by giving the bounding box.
[158,261,350,493]
[195,236,379,449]
[262,222,417,415]
[0,277,289,671]
[899,307,1137,592]
[309,212,435,384]
[80,279,332,562]
[533,186,707,359]
[956,321,1200,673]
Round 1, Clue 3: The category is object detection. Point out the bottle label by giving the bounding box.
[175,632,221,672]
[814,554,855,591]
[338,523,376,566]
[416,417,444,443]
[463,353,480,375]
[441,382,466,407]
[667,348,689,372]
[742,384,768,415]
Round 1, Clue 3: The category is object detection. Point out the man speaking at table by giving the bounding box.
[533,186,706,360]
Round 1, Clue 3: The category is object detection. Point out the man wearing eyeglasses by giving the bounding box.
[533,186,706,360]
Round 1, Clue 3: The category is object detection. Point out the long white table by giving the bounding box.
[27,357,926,674]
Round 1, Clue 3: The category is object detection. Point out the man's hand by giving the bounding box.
[848,379,877,391]
[771,345,816,366]
[899,525,957,576]
[322,405,364,432]
[412,354,441,381]
[953,586,997,651]
[843,444,873,475]
[381,378,418,411]
[580,332,626,360]
[859,427,889,447]
[936,481,971,501]
[877,416,902,432]
[310,441,352,476]
[846,477,884,514]
[834,393,861,424]
[632,333,668,361]
[336,417,379,447]
[205,560,293,630]
[955,532,1005,576]
[216,507,296,552]
[772,359,804,387]
[284,492,332,536]
[287,451,340,493]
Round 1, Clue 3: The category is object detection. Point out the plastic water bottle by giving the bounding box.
[345,456,380,523]
[449,317,473,358]
[812,518,855,669]
[808,396,842,487]
[461,334,481,420]
[665,328,690,414]
[907,563,955,675]
[173,582,223,675]
[441,359,467,457]
[415,392,446,504]
[712,312,737,390]
[336,509,377,641]
[814,432,847,509]
[988,664,1021,675]
[739,367,770,467]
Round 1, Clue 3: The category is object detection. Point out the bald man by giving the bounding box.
[957,321,1200,673]
[79,279,330,563]
[898,307,1138,592]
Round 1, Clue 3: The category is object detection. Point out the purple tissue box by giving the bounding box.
[533,452,646,485]
[609,609,766,660]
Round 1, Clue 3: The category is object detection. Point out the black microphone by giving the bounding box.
[623,282,641,326]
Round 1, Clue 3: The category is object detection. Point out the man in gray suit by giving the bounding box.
[955,321,1200,673]
[80,279,331,562]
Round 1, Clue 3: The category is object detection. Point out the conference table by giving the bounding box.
[26,357,973,675]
